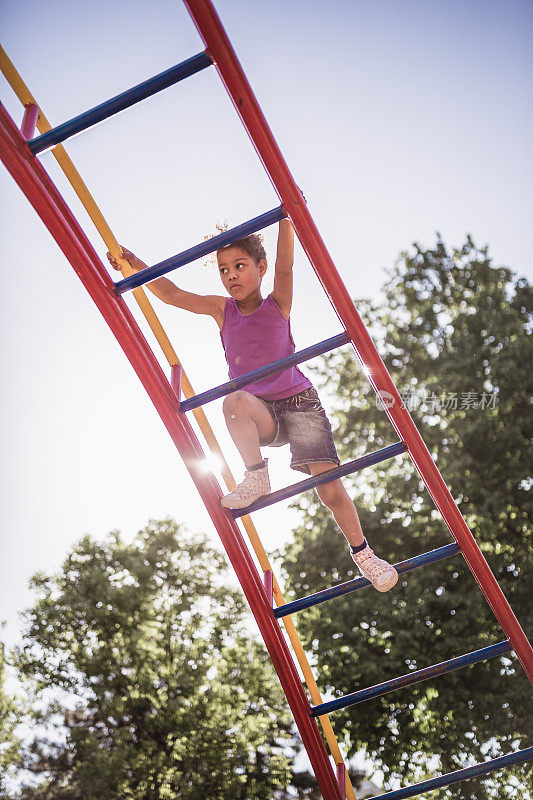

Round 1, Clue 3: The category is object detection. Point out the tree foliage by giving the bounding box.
[0,640,22,795]
[14,520,295,799]
[281,236,532,798]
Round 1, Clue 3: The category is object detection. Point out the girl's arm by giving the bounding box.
[271,219,294,318]
[107,247,225,327]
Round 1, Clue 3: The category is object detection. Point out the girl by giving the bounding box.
[107,221,398,592]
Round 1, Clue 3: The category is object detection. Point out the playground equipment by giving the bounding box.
[1,1,531,797]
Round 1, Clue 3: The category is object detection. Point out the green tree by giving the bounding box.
[14,519,295,799]
[0,639,22,796]
[281,236,532,798]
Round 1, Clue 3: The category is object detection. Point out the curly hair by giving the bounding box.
[217,233,267,267]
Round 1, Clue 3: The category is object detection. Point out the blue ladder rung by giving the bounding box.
[180,332,351,412]
[311,640,512,716]
[114,206,287,294]
[28,52,213,154]
[369,746,533,800]
[231,441,408,518]
[274,543,461,618]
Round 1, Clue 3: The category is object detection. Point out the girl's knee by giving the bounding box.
[223,390,252,419]
[316,480,346,510]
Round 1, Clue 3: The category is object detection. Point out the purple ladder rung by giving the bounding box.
[231,441,407,518]
[369,746,533,800]
[114,206,286,294]
[311,640,512,716]
[274,543,460,618]
[179,332,350,412]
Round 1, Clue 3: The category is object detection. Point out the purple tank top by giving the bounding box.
[220,294,312,401]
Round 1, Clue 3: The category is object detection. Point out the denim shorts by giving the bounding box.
[257,386,340,475]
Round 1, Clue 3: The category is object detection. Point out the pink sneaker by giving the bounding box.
[221,460,270,510]
[351,545,398,592]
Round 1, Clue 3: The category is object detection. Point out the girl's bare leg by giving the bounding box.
[222,391,277,467]
[308,463,398,592]
[308,462,365,548]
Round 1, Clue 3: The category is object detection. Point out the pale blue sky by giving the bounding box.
[1,0,532,663]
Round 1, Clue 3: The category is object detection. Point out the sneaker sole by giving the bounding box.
[220,491,270,510]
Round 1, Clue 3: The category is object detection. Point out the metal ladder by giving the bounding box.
[1,1,531,797]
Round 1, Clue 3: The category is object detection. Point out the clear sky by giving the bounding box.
[1,0,532,673]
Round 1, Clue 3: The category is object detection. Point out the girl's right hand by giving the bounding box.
[106,246,141,272]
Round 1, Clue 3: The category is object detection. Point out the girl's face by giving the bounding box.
[217,246,266,301]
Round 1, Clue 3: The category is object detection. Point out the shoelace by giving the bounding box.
[355,550,391,577]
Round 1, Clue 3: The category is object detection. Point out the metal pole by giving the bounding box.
[180,332,350,412]
[114,205,286,294]
[311,641,512,716]
[274,544,461,618]
[370,747,533,800]
[21,103,39,140]
[264,570,274,607]
[28,52,212,153]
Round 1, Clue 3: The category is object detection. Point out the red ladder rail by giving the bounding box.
[0,102,343,800]
[183,0,533,683]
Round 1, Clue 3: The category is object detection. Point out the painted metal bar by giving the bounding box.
[183,0,533,684]
[264,570,274,607]
[274,543,461,619]
[311,640,512,717]
[180,332,350,411]
[370,747,533,800]
[0,103,342,800]
[114,205,287,294]
[171,364,182,400]
[27,52,212,154]
[21,103,39,140]
[336,763,346,798]
[232,442,407,518]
